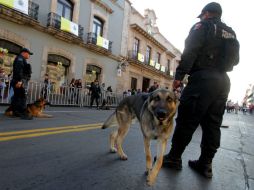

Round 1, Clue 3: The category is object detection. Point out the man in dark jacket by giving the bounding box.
[89,80,101,109]
[161,2,239,178]
[11,48,33,120]
[148,81,158,93]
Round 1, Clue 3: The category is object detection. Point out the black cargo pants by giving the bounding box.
[11,84,27,115]
[169,70,230,162]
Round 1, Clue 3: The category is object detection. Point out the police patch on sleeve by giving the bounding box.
[193,23,202,30]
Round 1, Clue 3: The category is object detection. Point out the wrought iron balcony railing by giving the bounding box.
[86,32,112,52]
[128,50,138,61]
[47,12,84,39]
[28,1,39,20]
[128,50,171,77]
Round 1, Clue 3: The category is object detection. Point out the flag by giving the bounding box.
[0,0,28,14]
[138,53,144,62]
[160,66,165,72]
[97,36,109,49]
[60,17,79,36]
[96,36,103,47]
[102,38,109,49]
[149,60,155,66]
[155,62,160,70]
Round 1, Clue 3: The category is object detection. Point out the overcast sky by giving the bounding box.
[130,0,253,103]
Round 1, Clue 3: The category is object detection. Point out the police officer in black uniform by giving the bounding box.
[11,48,33,120]
[161,2,239,178]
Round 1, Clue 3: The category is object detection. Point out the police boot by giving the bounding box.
[188,159,213,178]
[154,154,182,170]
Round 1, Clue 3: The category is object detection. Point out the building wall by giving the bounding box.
[0,0,180,94]
[0,0,126,91]
[0,18,119,87]
[116,3,181,92]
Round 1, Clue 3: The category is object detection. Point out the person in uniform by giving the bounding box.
[11,48,33,120]
[161,2,239,178]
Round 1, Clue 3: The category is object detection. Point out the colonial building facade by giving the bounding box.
[117,3,181,92]
[0,0,180,94]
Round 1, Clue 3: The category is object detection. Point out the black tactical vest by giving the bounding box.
[194,19,239,72]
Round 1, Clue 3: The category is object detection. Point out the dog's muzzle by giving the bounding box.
[155,109,168,121]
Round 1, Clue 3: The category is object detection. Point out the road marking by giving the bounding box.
[0,123,103,142]
[0,123,103,137]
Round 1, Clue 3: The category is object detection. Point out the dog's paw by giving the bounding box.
[110,148,117,153]
[119,155,128,160]
[146,176,155,186]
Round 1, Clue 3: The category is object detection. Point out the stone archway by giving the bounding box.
[41,46,75,83]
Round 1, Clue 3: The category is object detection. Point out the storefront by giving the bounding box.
[0,39,22,77]
[46,54,71,91]
[84,64,102,87]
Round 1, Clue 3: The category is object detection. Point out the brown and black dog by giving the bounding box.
[5,98,52,118]
[102,88,178,186]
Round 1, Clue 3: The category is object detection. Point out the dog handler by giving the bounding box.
[11,48,33,120]
[162,2,239,178]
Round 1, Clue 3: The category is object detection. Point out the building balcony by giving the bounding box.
[127,50,173,79]
[0,1,39,25]
[86,32,112,55]
[127,50,145,64]
[47,12,84,43]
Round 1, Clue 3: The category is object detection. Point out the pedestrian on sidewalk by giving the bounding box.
[89,80,101,109]
[41,73,51,99]
[161,2,239,178]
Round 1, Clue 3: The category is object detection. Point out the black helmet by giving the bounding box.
[197,2,222,18]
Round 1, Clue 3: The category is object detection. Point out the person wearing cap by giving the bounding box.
[160,2,239,178]
[11,47,33,120]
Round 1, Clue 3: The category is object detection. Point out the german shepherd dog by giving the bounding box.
[5,98,53,118]
[102,88,178,186]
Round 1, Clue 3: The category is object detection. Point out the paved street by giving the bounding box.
[0,106,253,190]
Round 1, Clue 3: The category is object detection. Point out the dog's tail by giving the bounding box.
[101,111,117,129]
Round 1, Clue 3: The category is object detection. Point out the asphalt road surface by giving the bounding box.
[0,106,253,190]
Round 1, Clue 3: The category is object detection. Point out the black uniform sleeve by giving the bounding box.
[175,22,207,81]
[13,56,24,82]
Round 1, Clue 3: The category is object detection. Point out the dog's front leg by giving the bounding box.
[147,139,167,186]
[143,137,152,175]
[37,113,53,118]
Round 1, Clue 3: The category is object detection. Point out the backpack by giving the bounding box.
[214,23,240,72]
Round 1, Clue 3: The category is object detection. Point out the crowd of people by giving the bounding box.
[226,100,253,115]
